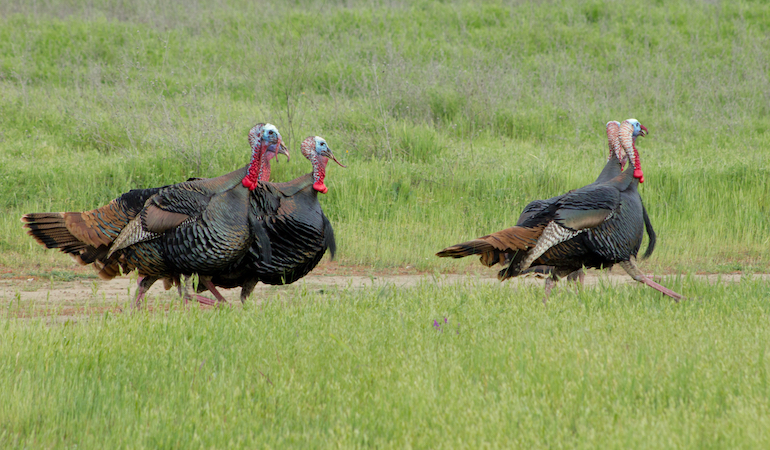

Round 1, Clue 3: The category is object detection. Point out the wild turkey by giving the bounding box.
[22,123,288,306]
[197,135,346,303]
[437,119,682,302]
[519,120,656,283]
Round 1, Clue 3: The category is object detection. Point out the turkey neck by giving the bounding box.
[242,143,267,190]
[593,154,623,185]
[618,121,644,184]
[311,156,329,193]
[259,153,272,181]
[269,173,316,197]
[606,163,637,192]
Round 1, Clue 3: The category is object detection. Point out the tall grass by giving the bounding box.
[2,278,770,448]
[1,0,768,273]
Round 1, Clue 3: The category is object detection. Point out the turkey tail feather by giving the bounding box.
[641,203,656,260]
[436,225,544,266]
[436,239,496,258]
[22,212,122,279]
[22,213,88,255]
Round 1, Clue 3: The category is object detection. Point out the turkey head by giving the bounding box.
[301,136,346,194]
[619,119,647,183]
[242,123,286,189]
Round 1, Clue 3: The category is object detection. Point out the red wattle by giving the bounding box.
[242,177,258,190]
[313,181,328,194]
[633,168,644,183]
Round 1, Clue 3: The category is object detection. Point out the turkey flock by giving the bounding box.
[23,124,344,307]
[23,118,682,307]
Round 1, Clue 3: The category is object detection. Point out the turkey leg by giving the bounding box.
[619,259,683,302]
[177,275,220,307]
[134,276,160,308]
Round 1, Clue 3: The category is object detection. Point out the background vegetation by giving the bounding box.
[1,0,768,274]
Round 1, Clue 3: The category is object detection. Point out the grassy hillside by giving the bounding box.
[1,0,768,274]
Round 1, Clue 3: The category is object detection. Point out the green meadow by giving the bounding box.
[3,278,770,448]
[1,0,770,447]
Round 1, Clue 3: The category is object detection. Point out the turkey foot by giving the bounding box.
[189,294,218,307]
[178,275,226,307]
[543,277,556,305]
[199,277,228,305]
[134,276,160,309]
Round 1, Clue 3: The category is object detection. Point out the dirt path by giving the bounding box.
[2,269,766,319]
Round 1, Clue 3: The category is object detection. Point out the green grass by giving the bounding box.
[0,0,768,273]
[1,2,769,446]
[2,278,770,448]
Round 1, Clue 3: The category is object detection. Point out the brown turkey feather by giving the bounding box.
[21,185,168,281]
[436,225,544,266]
[22,213,89,253]
[64,205,127,248]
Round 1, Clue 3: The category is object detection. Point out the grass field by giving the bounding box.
[2,277,770,448]
[1,0,769,447]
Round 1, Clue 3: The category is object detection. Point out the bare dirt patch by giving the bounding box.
[2,262,766,320]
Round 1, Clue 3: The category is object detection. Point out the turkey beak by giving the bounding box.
[325,148,346,168]
[278,141,290,162]
[639,125,649,137]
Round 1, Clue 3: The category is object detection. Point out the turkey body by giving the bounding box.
[108,164,274,303]
[516,152,656,280]
[202,173,336,301]
[505,165,644,280]
[24,165,272,284]
[438,164,650,283]
[254,174,336,286]
[148,165,258,275]
[438,119,681,301]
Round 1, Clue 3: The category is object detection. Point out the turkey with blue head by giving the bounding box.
[516,120,657,284]
[196,135,346,303]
